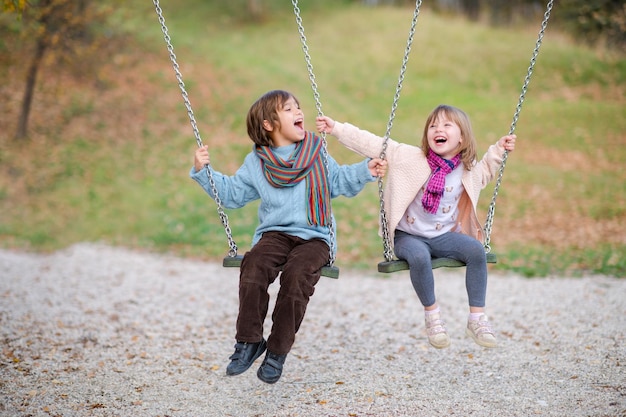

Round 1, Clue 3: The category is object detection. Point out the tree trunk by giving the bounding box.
[487,0,513,26]
[248,0,263,22]
[15,0,54,140]
[461,0,481,21]
[15,35,48,140]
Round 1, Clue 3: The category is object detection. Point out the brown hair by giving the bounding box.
[246,90,299,146]
[421,104,477,170]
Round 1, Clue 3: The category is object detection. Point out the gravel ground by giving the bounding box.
[0,243,624,417]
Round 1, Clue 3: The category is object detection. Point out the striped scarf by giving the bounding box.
[255,131,331,226]
[422,149,461,214]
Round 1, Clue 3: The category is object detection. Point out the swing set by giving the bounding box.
[152,0,553,279]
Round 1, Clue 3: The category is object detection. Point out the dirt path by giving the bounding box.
[1,243,624,416]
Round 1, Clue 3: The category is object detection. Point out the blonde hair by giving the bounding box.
[421,104,477,170]
[246,90,299,146]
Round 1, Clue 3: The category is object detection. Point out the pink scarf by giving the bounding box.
[422,149,461,214]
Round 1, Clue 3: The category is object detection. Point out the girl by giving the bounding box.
[316,105,515,349]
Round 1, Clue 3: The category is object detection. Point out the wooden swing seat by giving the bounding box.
[223,255,340,279]
[377,252,497,273]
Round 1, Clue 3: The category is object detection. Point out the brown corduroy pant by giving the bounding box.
[235,231,330,355]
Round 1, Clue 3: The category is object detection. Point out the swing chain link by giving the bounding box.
[379,0,422,262]
[152,0,238,257]
[482,0,553,253]
[292,0,336,266]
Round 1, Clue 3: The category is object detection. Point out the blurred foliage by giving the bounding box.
[2,0,124,138]
[206,0,626,53]
[554,0,626,53]
[3,0,26,13]
[1,0,624,277]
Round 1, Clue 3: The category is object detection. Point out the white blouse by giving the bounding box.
[397,165,465,238]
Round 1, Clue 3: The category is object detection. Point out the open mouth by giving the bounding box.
[435,136,447,144]
[295,120,304,130]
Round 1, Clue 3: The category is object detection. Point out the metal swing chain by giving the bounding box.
[482,0,553,253]
[379,0,423,263]
[152,0,238,257]
[292,0,336,266]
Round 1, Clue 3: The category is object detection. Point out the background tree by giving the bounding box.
[555,0,626,53]
[461,0,480,21]
[3,0,26,13]
[432,0,625,52]
[4,0,113,140]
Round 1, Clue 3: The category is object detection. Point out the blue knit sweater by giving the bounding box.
[190,142,375,250]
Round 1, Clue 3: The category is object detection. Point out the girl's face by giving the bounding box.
[264,96,305,147]
[427,115,462,160]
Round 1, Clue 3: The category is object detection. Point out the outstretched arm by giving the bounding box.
[318,116,387,177]
[190,147,260,208]
[475,134,518,187]
[316,115,405,161]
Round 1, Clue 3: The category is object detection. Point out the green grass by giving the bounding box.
[1,1,624,277]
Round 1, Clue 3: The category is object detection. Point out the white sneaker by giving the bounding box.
[425,312,450,349]
[466,314,497,348]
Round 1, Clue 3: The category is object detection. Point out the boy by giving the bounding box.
[191,90,386,383]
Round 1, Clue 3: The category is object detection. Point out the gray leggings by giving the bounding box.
[393,230,488,308]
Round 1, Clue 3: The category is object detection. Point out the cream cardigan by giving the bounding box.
[330,122,507,248]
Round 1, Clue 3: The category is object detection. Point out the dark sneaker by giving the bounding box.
[257,351,287,384]
[226,339,267,376]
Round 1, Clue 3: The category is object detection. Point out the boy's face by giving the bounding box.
[426,115,463,160]
[263,97,305,147]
